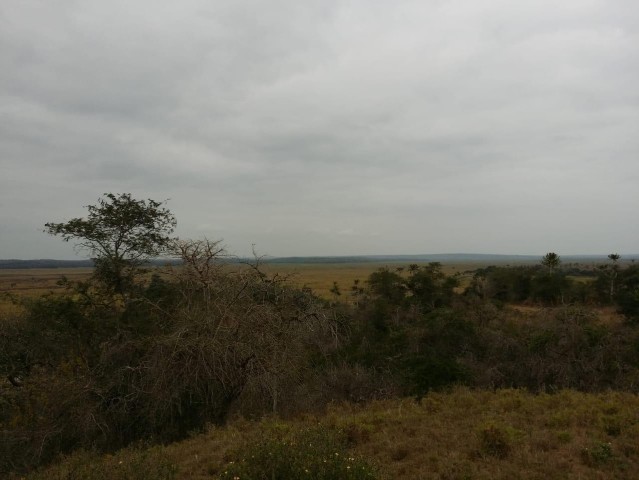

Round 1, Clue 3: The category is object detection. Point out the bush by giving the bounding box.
[581,441,614,467]
[616,265,639,323]
[218,426,379,480]
[464,306,639,392]
[476,422,514,459]
[469,266,535,303]
[477,425,510,458]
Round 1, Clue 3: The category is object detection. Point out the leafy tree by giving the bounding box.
[531,271,571,305]
[405,262,459,310]
[45,193,176,295]
[469,266,535,303]
[616,265,639,323]
[532,254,574,305]
[541,252,561,274]
[367,268,405,305]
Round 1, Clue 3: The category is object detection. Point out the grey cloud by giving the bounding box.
[1,0,638,258]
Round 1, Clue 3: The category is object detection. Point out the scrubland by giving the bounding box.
[3,254,639,479]
[3,193,638,479]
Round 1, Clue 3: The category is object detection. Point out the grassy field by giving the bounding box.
[0,268,94,293]
[24,387,639,480]
[0,260,604,321]
[0,262,482,309]
[260,262,484,298]
[0,268,93,317]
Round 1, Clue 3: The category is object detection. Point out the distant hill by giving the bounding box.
[261,254,537,264]
[2,254,637,269]
[262,253,639,265]
[0,259,181,269]
[0,259,95,269]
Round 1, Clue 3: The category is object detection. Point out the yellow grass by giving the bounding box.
[139,388,639,479]
[0,262,478,306]
[0,261,604,306]
[26,388,639,480]
[259,262,480,299]
[0,268,93,295]
[0,268,92,319]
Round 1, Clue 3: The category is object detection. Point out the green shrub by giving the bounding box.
[581,441,614,467]
[602,416,623,437]
[218,426,379,480]
[556,431,572,444]
[476,423,512,459]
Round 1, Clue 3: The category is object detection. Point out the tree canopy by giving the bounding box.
[541,252,561,274]
[45,193,176,294]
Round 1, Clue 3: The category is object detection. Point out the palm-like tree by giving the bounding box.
[541,252,561,274]
[608,253,621,300]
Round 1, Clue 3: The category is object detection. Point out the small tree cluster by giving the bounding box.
[367,262,459,311]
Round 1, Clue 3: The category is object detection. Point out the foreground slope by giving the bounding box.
[27,388,639,480]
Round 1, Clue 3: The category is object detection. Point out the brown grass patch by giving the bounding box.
[28,388,638,480]
[259,262,480,300]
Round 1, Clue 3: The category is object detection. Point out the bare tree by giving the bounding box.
[125,239,339,430]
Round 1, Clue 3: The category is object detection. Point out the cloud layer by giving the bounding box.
[1,0,638,258]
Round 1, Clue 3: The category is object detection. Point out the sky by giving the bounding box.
[1,0,638,259]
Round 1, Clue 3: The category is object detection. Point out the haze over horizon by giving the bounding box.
[2,1,638,259]
[4,252,639,264]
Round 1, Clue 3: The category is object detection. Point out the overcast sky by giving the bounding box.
[1,0,638,259]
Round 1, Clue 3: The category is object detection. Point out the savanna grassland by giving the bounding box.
[4,195,639,480]
[0,268,93,317]
[0,260,537,308]
[261,262,483,299]
[0,262,468,318]
[4,259,639,479]
[0,263,471,298]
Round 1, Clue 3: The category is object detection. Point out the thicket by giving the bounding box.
[1,239,344,473]
[2,195,639,476]
[341,262,639,397]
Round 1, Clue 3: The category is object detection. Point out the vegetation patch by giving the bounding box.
[218,426,378,480]
[3,195,639,479]
[26,447,177,480]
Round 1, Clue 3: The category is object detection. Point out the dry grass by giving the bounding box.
[507,304,626,327]
[29,388,639,480]
[0,262,478,306]
[0,268,92,319]
[160,388,639,479]
[328,388,639,479]
[0,261,611,307]
[0,268,92,292]
[258,262,480,299]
